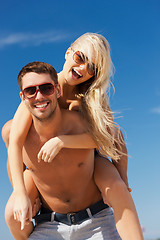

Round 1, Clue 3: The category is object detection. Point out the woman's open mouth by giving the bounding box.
[72,68,82,79]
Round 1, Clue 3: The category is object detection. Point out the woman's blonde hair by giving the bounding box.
[71,33,124,161]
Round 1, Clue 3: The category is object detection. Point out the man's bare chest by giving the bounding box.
[23,135,94,178]
[23,133,97,208]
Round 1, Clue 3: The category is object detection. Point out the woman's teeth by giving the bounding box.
[72,68,82,78]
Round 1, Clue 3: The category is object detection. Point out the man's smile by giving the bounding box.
[34,101,49,109]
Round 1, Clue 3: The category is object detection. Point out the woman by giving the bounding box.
[2,33,142,239]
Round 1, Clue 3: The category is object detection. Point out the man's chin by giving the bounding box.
[32,111,56,122]
[28,102,57,122]
[33,114,51,122]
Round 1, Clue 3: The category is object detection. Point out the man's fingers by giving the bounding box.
[29,206,33,222]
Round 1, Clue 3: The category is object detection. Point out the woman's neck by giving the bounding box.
[58,71,78,104]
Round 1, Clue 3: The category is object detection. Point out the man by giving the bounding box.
[2,62,143,240]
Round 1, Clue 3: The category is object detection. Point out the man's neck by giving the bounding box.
[31,105,62,139]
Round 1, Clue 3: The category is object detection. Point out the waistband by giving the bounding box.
[35,199,109,226]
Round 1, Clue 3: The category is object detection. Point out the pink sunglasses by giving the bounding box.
[22,83,55,99]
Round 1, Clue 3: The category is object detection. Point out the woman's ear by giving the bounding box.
[65,47,71,60]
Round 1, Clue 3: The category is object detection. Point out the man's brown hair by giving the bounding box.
[18,61,58,90]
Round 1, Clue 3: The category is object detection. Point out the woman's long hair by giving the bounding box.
[71,33,124,160]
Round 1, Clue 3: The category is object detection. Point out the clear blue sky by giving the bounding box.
[0,0,160,239]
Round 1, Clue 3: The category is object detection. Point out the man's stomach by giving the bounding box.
[31,167,102,214]
[39,184,102,214]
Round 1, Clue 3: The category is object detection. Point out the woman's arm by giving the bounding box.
[38,130,130,190]
[38,133,96,162]
[8,101,33,230]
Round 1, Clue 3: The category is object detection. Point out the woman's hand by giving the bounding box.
[37,137,64,163]
[13,191,32,230]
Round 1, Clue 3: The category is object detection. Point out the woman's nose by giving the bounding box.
[79,62,88,70]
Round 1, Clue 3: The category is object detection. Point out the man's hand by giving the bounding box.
[37,137,64,163]
[13,191,32,230]
[32,197,41,217]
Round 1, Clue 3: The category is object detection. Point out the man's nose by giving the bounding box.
[35,89,45,99]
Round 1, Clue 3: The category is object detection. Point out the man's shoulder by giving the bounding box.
[61,109,82,120]
[61,109,87,133]
[1,120,12,146]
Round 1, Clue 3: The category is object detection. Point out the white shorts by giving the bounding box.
[28,208,121,240]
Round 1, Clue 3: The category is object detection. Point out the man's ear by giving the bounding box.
[55,84,61,99]
[20,92,25,101]
[65,47,71,60]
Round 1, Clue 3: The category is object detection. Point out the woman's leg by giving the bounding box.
[94,155,143,240]
[5,170,39,240]
[2,120,39,239]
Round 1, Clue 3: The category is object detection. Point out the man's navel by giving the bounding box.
[77,162,84,167]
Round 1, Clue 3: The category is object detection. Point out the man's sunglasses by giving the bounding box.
[22,83,55,99]
[72,50,97,76]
